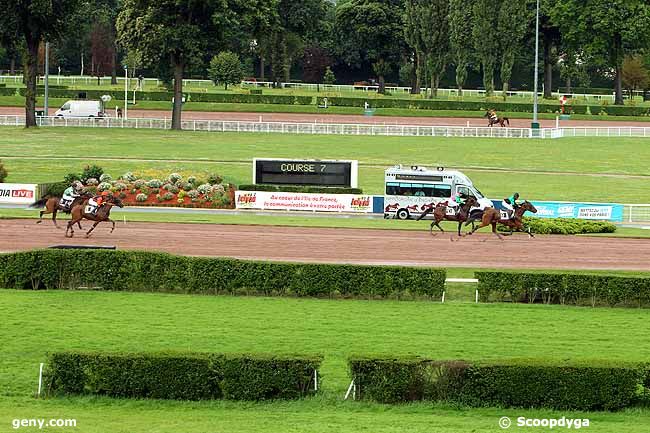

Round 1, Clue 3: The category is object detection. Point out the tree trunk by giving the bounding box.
[172,57,184,130]
[10,57,16,75]
[24,39,39,128]
[456,63,466,97]
[543,38,553,99]
[378,75,385,94]
[412,53,421,95]
[110,47,117,85]
[566,76,571,94]
[429,73,437,99]
[260,56,265,80]
[502,81,509,101]
[614,35,624,106]
[80,52,84,76]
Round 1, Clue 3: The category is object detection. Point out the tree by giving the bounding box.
[472,0,500,96]
[323,66,336,84]
[0,0,81,127]
[497,0,531,99]
[553,0,650,105]
[449,0,474,96]
[117,0,232,129]
[208,51,244,90]
[622,55,649,94]
[90,21,115,84]
[302,46,332,83]
[403,0,423,94]
[336,0,404,93]
[418,0,450,98]
[539,0,562,98]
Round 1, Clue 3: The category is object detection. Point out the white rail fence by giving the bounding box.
[624,205,650,223]
[4,115,650,140]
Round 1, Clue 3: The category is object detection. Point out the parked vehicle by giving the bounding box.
[54,100,104,118]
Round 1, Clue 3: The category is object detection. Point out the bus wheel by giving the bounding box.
[396,208,410,220]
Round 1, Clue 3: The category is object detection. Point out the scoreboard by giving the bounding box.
[253,159,358,187]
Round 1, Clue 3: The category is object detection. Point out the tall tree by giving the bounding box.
[539,0,562,98]
[118,0,236,129]
[472,0,500,96]
[497,0,531,98]
[0,0,81,127]
[403,0,424,94]
[553,0,650,105]
[449,0,474,96]
[419,0,450,98]
[336,0,404,94]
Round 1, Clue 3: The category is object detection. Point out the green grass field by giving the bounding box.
[1,289,649,433]
[1,128,650,203]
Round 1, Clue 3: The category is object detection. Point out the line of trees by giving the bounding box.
[2,0,650,128]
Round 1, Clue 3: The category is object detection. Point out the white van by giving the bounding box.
[54,100,105,118]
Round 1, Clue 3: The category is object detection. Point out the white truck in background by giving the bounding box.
[54,100,105,118]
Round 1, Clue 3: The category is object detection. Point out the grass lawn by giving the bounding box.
[1,290,649,432]
[1,128,650,203]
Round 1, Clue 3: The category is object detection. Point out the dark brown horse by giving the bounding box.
[485,110,510,127]
[416,196,478,236]
[65,195,123,238]
[30,192,92,228]
[468,201,537,239]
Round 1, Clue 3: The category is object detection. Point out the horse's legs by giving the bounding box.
[52,208,60,229]
[65,221,74,238]
[85,221,100,238]
[492,222,504,240]
[109,218,115,233]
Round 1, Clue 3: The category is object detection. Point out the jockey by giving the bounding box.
[94,190,110,207]
[502,192,520,217]
[61,181,84,209]
[447,192,468,214]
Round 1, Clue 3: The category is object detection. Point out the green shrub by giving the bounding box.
[97,182,112,192]
[99,173,112,183]
[162,192,174,201]
[135,193,147,202]
[500,217,616,235]
[0,160,7,182]
[475,271,650,307]
[238,184,363,194]
[45,351,322,401]
[0,250,446,299]
[45,182,67,197]
[0,87,17,96]
[81,165,104,183]
[349,356,646,410]
[168,173,183,183]
[147,179,163,188]
[207,173,223,185]
[250,89,263,95]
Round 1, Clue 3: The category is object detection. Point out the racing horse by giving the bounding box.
[468,201,537,239]
[30,192,93,229]
[65,195,123,238]
[485,109,510,127]
[416,196,478,236]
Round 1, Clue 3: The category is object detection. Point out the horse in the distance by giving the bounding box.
[65,195,123,238]
[30,192,93,228]
[485,109,510,127]
[468,201,537,239]
[416,196,478,236]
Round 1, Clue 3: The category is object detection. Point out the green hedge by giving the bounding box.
[501,217,616,235]
[349,356,648,410]
[0,250,445,299]
[238,184,363,194]
[558,87,613,95]
[46,351,321,401]
[0,87,16,96]
[475,271,650,307]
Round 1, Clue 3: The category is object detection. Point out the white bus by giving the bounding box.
[383,165,493,220]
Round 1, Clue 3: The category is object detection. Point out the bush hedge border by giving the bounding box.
[349,356,649,410]
[0,250,446,300]
[475,271,650,307]
[46,351,322,401]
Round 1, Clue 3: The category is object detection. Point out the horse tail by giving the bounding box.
[416,206,433,221]
[29,197,49,209]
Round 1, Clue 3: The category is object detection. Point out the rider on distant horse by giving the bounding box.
[89,190,110,215]
[502,192,520,218]
[61,181,84,210]
[448,191,469,215]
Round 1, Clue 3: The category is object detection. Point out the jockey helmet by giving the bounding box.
[101,190,110,197]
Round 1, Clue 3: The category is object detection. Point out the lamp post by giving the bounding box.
[532,0,540,130]
[123,64,128,120]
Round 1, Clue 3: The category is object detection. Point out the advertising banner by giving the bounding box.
[235,191,372,213]
[0,183,38,204]
[491,200,624,222]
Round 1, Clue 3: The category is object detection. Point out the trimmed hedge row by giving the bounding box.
[349,356,648,410]
[501,217,616,235]
[0,250,445,299]
[238,184,363,194]
[475,271,650,307]
[46,351,321,400]
[0,87,17,96]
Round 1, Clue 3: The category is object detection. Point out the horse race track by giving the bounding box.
[2,219,650,271]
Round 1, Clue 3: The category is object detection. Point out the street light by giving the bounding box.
[123,64,128,120]
[532,0,540,130]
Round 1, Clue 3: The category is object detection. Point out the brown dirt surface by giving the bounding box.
[2,106,650,128]
[2,219,650,271]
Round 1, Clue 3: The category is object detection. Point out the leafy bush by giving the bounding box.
[499,217,616,235]
[99,173,112,183]
[147,179,163,188]
[113,182,127,191]
[197,184,212,195]
[0,160,7,182]
[187,190,200,199]
[211,184,226,194]
[475,271,650,307]
[97,182,112,192]
[168,173,183,183]
[349,356,647,410]
[156,194,163,202]
[45,182,68,197]
[0,250,446,299]
[121,172,137,182]
[135,193,147,202]
[133,180,146,189]
[86,178,99,186]
[81,165,104,183]
[119,192,127,199]
[178,190,186,199]
[162,192,174,201]
[63,172,81,184]
[45,351,322,401]
[207,174,223,185]
[187,176,197,185]
[238,184,363,194]
[182,182,193,191]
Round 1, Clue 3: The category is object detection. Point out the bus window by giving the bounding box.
[386,182,400,195]
[433,184,452,198]
[457,186,475,198]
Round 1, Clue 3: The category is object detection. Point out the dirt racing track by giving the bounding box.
[2,219,650,271]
